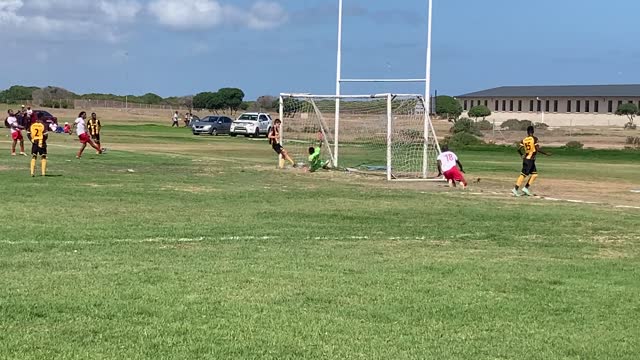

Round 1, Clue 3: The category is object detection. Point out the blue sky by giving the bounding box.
[1,0,640,100]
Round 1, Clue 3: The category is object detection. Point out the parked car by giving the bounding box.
[34,110,58,126]
[18,110,58,128]
[229,112,272,138]
[192,115,233,135]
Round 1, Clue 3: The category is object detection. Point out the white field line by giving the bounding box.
[0,235,443,246]
[450,190,640,210]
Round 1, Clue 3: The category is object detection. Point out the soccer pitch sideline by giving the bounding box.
[0,124,638,359]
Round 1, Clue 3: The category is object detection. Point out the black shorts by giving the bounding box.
[272,143,283,155]
[91,133,100,142]
[31,143,47,156]
[521,159,537,176]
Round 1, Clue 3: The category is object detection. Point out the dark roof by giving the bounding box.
[458,85,640,98]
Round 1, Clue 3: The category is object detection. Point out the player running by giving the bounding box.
[29,112,48,177]
[73,111,103,158]
[6,109,27,156]
[87,112,103,153]
[512,125,551,196]
[268,119,296,169]
[436,145,467,189]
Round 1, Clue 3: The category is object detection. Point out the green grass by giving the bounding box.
[0,126,639,359]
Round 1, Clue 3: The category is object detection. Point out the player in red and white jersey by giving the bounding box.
[6,109,27,156]
[73,111,103,158]
[436,145,467,189]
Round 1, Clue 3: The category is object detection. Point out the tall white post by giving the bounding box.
[334,0,343,168]
[386,94,393,181]
[422,0,434,179]
[278,96,284,166]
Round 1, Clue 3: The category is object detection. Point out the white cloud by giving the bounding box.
[99,0,142,22]
[246,1,287,30]
[148,0,224,29]
[0,0,140,42]
[147,0,287,31]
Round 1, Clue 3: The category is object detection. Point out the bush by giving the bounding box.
[534,122,549,130]
[476,119,493,131]
[500,119,533,131]
[624,122,637,130]
[564,141,584,149]
[443,132,484,148]
[450,118,483,137]
[399,129,422,140]
[626,136,640,147]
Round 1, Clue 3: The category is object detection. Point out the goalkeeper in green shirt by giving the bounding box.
[307,132,331,172]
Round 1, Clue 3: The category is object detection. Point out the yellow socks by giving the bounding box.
[526,174,538,187]
[41,159,47,176]
[278,158,285,169]
[30,158,36,176]
[515,174,526,188]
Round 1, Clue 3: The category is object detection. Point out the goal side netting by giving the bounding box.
[279,93,442,180]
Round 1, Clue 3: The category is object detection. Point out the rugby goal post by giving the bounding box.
[278,93,443,181]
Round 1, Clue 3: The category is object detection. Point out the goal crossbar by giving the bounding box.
[280,93,425,99]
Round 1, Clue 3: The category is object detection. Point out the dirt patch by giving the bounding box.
[82,183,124,188]
[589,248,630,259]
[160,185,221,193]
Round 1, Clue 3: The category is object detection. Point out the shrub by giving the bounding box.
[626,136,640,147]
[624,122,637,130]
[534,122,549,130]
[564,140,584,149]
[476,119,493,131]
[450,118,483,137]
[399,129,422,140]
[443,132,484,148]
[500,119,533,131]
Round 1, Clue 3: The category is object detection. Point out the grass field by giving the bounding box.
[1,124,639,359]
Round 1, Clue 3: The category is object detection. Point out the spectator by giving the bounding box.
[172,111,180,127]
[63,122,71,134]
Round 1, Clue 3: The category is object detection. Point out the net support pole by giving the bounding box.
[278,96,284,165]
[334,0,343,168]
[386,94,393,181]
[422,0,434,179]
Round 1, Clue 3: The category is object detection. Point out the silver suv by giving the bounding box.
[229,112,273,138]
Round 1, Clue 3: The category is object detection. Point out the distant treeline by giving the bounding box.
[0,85,193,108]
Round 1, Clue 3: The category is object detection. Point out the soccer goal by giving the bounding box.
[278,93,442,180]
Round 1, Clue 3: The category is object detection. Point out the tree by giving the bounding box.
[138,93,163,104]
[0,85,39,104]
[468,105,491,122]
[256,95,277,111]
[216,88,245,114]
[207,92,225,113]
[193,92,215,110]
[282,97,301,117]
[435,95,463,122]
[615,103,638,126]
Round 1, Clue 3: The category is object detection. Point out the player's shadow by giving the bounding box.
[43,174,63,177]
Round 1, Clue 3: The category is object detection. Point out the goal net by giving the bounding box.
[278,93,442,180]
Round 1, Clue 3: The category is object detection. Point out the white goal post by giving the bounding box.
[279,93,442,181]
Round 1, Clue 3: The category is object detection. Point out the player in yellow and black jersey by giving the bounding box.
[87,112,103,153]
[512,125,551,196]
[29,112,48,177]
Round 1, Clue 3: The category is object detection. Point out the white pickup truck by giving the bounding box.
[229,112,273,138]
